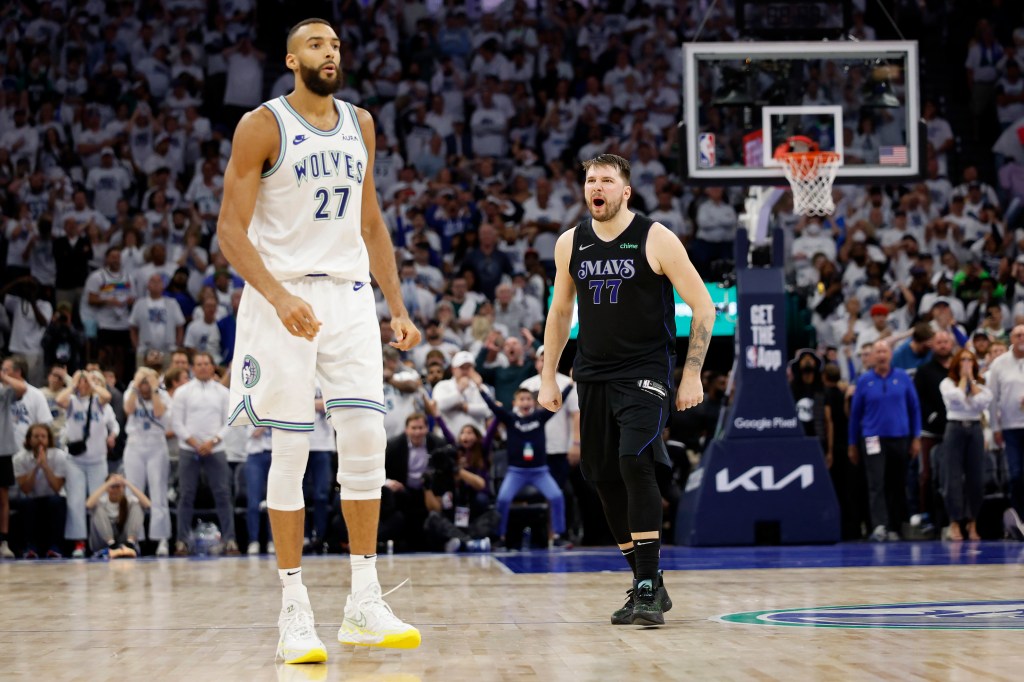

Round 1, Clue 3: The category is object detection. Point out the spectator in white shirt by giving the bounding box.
[648,189,689,241]
[367,39,403,100]
[171,352,236,555]
[693,188,738,278]
[130,274,186,380]
[469,90,509,158]
[12,423,68,558]
[85,247,135,383]
[55,369,118,558]
[86,148,133,220]
[183,297,222,365]
[3,354,54,447]
[86,473,151,558]
[122,367,172,555]
[4,282,53,386]
[221,35,264,124]
[4,208,34,280]
[382,347,424,439]
[923,100,955,177]
[0,109,39,169]
[431,351,491,436]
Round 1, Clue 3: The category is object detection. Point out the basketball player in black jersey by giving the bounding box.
[539,154,715,626]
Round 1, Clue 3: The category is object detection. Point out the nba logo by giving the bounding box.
[745,345,757,369]
[698,133,716,168]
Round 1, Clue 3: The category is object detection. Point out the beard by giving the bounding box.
[588,194,624,222]
[298,62,340,97]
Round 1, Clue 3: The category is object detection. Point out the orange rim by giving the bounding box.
[778,151,841,180]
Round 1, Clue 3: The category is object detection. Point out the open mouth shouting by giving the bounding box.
[591,196,606,208]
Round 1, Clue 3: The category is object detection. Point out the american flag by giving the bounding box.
[879,145,908,165]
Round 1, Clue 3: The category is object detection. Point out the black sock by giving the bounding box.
[0,532,7,542]
[621,547,638,577]
[634,538,661,583]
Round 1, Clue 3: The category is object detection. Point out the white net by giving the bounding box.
[778,152,841,217]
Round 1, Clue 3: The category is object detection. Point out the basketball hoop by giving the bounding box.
[774,136,841,217]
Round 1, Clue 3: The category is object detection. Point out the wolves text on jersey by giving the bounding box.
[293,150,364,187]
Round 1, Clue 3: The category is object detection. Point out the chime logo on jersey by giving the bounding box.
[717,600,1024,629]
[241,355,261,389]
[576,259,636,280]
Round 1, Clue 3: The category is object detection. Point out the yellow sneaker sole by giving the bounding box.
[338,628,422,650]
[280,647,329,664]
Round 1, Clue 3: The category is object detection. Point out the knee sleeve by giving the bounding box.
[619,448,662,534]
[267,430,310,512]
[333,408,386,500]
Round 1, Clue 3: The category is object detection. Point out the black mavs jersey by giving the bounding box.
[570,214,676,384]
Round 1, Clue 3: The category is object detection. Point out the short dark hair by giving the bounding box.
[514,387,535,399]
[287,18,334,50]
[912,322,935,343]
[582,154,631,183]
[163,367,188,388]
[192,351,216,365]
[405,412,427,426]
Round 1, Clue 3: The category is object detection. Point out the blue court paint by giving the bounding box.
[496,541,1024,574]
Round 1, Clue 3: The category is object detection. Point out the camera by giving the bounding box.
[424,445,458,490]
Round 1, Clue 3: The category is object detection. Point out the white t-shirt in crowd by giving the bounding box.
[129,296,185,354]
[183,319,222,364]
[5,295,52,355]
[12,448,69,498]
[84,268,134,331]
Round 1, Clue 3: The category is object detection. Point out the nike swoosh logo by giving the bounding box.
[635,540,655,546]
[579,244,594,251]
[286,570,301,576]
[293,135,308,145]
[353,282,366,291]
[345,614,367,628]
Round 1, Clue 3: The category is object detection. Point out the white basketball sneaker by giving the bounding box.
[277,600,328,664]
[337,582,421,649]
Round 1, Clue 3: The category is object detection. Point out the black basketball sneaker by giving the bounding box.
[610,570,672,625]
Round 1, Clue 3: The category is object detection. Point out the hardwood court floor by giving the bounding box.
[1,544,1022,682]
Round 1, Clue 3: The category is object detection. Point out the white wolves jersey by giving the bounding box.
[250,96,369,281]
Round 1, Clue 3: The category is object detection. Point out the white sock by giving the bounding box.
[350,553,378,593]
[279,567,308,605]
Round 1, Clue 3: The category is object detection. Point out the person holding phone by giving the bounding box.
[940,350,993,540]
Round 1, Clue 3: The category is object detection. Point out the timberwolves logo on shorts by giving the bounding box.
[242,355,261,389]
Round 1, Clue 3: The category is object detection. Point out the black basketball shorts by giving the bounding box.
[576,379,672,482]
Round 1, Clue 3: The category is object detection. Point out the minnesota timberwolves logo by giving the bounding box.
[241,355,261,389]
[717,600,1024,630]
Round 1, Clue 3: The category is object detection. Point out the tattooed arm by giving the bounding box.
[647,223,716,411]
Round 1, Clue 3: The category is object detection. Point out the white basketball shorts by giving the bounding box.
[228,276,384,431]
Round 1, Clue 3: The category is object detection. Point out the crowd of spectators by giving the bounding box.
[2,0,1024,558]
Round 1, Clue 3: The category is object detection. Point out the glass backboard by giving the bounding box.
[683,41,921,184]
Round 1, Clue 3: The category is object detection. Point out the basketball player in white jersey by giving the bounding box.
[217,18,422,664]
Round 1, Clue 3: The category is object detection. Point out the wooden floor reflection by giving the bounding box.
[1,548,1021,681]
